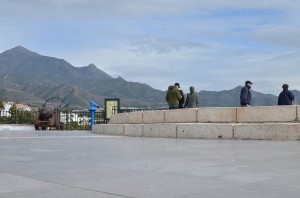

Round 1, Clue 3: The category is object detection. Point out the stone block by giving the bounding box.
[143,110,165,124]
[165,109,197,123]
[177,123,233,139]
[109,113,129,124]
[92,124,104,134]
[237,106,297,123]
[124,124,143,137]
[233,123,300,141]
[103,124,124,136]
[198,107,237,123]
[128,112,143,124]
[297,106,300,121]
[143,124,177,138]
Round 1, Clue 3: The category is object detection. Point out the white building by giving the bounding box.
[0,102,13,117]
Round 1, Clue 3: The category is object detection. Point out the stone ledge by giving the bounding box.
[143,124,177,138]
[124,124,143,137]
[109,106,299,124]
[143,110,165,124]
[109,113,129,124]
[128,112,143,124]
[234,123,300,141]
[237,106,297,123]
[198,107,237,123]
[177,123,233,139]
[92,122,300,141]
[165,109,197,123]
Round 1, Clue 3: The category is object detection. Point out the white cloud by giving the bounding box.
[1,0,300,94]
[129,37,207,55]
[1,0,299,21]
[251,25,300,49]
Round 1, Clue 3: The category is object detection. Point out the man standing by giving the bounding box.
[176,83,185,109]
[278,84,295,105]
[240,80,253,107]
[184,86,199,108]
[166,83,182,109]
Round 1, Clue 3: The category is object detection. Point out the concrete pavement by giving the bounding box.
[0,129,300,197]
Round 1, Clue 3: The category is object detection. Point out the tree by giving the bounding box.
[0,101,4,109]
[9,104,17,123]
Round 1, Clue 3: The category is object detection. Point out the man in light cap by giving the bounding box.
[174,83,185,108]
[184,86,199,108]
[240,80,253,107]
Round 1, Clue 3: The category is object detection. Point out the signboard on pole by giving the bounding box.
[104,98,120,120]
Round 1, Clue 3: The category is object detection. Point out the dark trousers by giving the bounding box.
[169,105,179,110]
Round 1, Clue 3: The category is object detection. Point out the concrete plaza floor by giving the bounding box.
[0,128,300,198]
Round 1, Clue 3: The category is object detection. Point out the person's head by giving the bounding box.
[174,83,180,89]
[245,80,253,88]
[190,86,195,93]
[282,84,289,90]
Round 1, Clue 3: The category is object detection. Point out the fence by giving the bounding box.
[60,110,106,130]
[0,110,106,130]
[0,108,167,130]
[120,107,168,113]
[0,110,39,124]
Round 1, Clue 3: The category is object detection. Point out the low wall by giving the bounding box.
[92,123,300,141]
[93,106,300,141]
[110,106,299,124]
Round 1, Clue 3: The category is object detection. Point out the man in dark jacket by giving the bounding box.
[240,80,253,107]
[278,84,295,105]
[175,83,185,109]
[184,86,199,108]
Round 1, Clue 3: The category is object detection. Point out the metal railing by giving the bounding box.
[0,110,106,130]
[120,107,168,113]
[60,110,106,130]
[0,110,39,124]
[0,108,167,129]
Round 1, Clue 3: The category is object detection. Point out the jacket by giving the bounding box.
[278,89,295,105]
[166,86,181,106]
[184,93,199,108]
[179,90,185,108]
[240,86,251,105]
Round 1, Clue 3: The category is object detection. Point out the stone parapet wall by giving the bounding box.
[93,106,300,141]
[110,106,299,124]
[92,123,300,141]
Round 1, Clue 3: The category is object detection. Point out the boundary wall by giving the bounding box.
[92,106,300,141]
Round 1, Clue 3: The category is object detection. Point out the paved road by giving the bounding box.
[0,129,300,198]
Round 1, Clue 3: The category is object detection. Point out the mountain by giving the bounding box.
[198,86,278,107]
[0,46,166,108]
[0,46,113,83]
[291,90,300,105]
[0,46,293,109]
[78,64,112,79]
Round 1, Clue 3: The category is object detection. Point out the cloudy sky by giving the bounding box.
[1,0,300,94]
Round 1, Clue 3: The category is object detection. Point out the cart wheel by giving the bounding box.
[35,125,40,130]
[41,127,47,130]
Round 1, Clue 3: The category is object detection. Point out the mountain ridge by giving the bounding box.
[0,46,295,108]
[0,46,165,108]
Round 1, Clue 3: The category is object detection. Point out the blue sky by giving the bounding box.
[1,0,300,94]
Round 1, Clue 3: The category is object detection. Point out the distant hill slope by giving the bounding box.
[199,86,278,107]
[0,46,166,108]
[291,90,300,105]
[0,46,293,109]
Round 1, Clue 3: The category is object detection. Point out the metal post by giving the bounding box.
[89,110,95,130]
[89,101,99,130]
